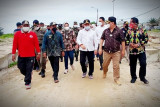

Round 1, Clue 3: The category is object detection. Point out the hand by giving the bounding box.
[121,50,125,58]
[12,54,16,62]
[62,51,65,57]
[99,48,103,55]
[43,53,47,58]
[75,45,79,50]
[81,44,86,50]
[133,44,139,48]
[94,50,97,55]
[130,43,134,48]
[36,54,41,60]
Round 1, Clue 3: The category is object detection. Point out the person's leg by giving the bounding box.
[17,56,26,76]
[99,52,103,70]
[53,56,60,81]
[129,54,138,82]
[68,50,74,66]
[25,57,34,85]
[80,51,87,73]
[64,51,69,70]
[87,51,94,76]
[112,51,121,81]
[103,51,112,78]
[138,52,148,83]
[125,46,130,63]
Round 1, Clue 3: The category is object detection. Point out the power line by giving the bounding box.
[122,5,160,20]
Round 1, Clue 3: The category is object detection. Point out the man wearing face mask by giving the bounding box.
[99,17,125,85]
[61,22,76,74]
[77,19,98,79]
[42,22,65,83]
[95,17,109,70]
[12,20,41,89]
[120,21,129,63]
[72,21,80,61]
[32,19,47,78]
[126,17,149,84]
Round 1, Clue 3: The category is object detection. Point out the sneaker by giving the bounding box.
[89,75,93,79]
[54,80,59,83]
[114,80,121,86]
[25,84,31,90]
[70,64,75,70]
[82,73,86,78]
[141,78,149,84]
[130,78,136,83]
[64,69,68,74]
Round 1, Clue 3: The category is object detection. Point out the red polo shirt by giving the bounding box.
[12,30,40,57]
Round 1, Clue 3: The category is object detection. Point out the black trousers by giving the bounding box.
[80,51,94,76]
[18,56,34,85]
[48,56,59,80]
[75,49,79,60]
[129,52,147,80]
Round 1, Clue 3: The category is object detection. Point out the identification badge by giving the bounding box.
[110,34,112,37]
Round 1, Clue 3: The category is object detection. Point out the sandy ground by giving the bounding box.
[0,57,160,107]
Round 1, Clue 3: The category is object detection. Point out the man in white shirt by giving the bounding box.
[95,17,109,70]
[77,19,98,79]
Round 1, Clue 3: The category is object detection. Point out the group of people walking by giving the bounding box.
[12,16,149,89]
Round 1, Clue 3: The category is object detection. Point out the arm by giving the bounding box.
[60,33,65,57]
[93,32,98,55]
[42,33,47,57]
[120,29,125,57]
[77,31,86,49]
[12,33,18,61]
[34,33,41,60]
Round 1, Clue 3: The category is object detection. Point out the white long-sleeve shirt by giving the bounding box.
[95,25,109,45]
[77,29,98,51]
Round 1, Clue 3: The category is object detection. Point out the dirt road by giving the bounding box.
[0,58,160,107]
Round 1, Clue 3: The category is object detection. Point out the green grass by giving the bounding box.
[8,61,17,68]
[0,34,14,39]
[151,29,160,32]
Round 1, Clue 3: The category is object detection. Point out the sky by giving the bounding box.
[0,0,160,34]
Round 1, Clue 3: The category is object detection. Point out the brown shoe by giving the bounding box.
[54,80,59,83]
[114,80,121,86]
[103,73,106,79]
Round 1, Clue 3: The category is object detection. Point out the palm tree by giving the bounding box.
[149,18,158,27]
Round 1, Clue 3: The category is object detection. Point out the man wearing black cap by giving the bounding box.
[32,20,47,78]
[126,17,149,84]
[99,17,125,85]
[14,22,22,33]
[12,20,41,89]
[77,19,98,79]
[42,22,65,83]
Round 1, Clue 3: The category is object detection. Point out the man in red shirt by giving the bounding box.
[12,20,41,89]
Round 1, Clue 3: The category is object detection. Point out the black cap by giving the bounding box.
[50,22,57,26]
[108,17,116,24]
[16,22,22,27]
[83,19,90,24]
[131,17,139,24]
[33,20,39,24]
[22,20,29,25]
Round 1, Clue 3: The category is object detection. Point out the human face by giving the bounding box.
[99,19,104,26]
[129,19,137,29]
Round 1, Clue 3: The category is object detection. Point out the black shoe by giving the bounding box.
[130,78,136,83]
[100,67,103,70]
[141,79,149,84]
[41,69,45,78]
[39,72,41,75]
[61,60,63,62]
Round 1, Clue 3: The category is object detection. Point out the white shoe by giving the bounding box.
[70,64,75,70]
[64,69,68,74]
[25,84,31,90]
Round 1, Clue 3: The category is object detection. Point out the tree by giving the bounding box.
[148,18,158,27]
[0,27,4,36]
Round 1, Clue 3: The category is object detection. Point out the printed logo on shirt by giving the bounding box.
[29,35,33,38]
